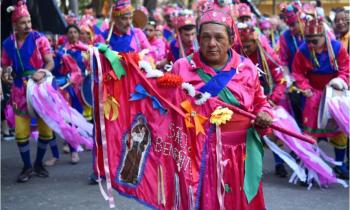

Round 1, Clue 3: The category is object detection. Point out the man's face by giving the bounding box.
[288,21,301,34]
[80,30,91,43]
[180,28,196,48]
[144,25,156,39]
[199,23,231,66]
[67,27,80,44]
[242,40,257,56]
[262,29,271,37]
[45,35,54,48]
[165,15,173,28]
[114,13,132,34]
[14,16,32,34]
[305,34,325,50]
[335,11,350,35]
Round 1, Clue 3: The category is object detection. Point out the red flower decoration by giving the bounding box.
[156,73,183,88]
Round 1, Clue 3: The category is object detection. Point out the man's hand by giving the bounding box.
[303,89,313,97]
[32,70,46,83]
[253,112,273,128]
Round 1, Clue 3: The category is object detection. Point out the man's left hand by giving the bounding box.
[253,112,273,128]
[32,70,46,83]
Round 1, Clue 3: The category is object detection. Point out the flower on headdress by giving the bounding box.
[210,107,233,126]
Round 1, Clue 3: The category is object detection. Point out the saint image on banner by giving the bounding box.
[119,114,151,186]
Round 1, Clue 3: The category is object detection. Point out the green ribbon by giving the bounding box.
[195,64,263,203]
[244,128,263,203]
[98,43,126,79]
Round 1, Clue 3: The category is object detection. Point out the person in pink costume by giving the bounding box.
[292,15,350,179]
[236,23,289,177]
[172,2,273,209]
[144,19,167,62]
[106,0,152,53]
[157,11,197,69]
[1,0,55,182]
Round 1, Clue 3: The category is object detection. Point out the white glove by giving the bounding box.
[328,77,348,90]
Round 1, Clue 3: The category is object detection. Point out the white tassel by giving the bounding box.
[139,60,164,78]
[194,92,211,105]
[7,6,15,13]
[182,83,196,97]
[164,62,173,72]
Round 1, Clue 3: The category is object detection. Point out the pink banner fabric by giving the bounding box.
[92,50,265,210]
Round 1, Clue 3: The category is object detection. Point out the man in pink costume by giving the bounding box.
[157,11,197,69]
[1,0,55,182]
[236,23,288,177]
[106,0,152,53]
[172,2,273,209]
[292,15,350,179]
[278,3,306,128]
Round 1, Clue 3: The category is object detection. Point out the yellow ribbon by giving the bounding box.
[180,100,207,135]
[104,96,119,121]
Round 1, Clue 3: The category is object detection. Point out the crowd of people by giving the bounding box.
[1,0,349,209]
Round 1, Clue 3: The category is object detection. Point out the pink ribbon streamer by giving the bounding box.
[95,47,116,208]
[328,96,350,136]
[216,126,225,210]
[30,82,93,149]
[272,106,347,187]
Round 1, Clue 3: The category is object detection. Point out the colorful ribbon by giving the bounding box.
[104,96,119,121]
[98,43,126,79]
[180,100,207,135]
[129,84,167,114]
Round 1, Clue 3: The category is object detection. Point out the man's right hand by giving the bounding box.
[303,89,313,97]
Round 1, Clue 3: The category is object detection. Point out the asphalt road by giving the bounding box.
[1,139,349,210]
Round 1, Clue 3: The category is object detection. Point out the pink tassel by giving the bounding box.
[4,103,15,128]
[328,96,350,136]
[30,83,93,150]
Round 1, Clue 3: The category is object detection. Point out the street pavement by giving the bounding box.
[1,139,349,210]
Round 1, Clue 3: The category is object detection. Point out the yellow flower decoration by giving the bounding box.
[104,96,119,121]
[210,107,233,126]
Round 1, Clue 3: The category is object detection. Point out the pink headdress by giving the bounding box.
[199,2,233,30]
[163,5,178,16]
[198,1,239,43]
[112,0,134,16]
[304,15,324,35]
[238,3,252,18]
[280,3,299,25]
[259,18,272,30]
[175,10,195,29]
[7,0,30,24]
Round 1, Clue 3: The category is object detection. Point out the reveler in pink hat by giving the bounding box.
[237,3,252,23]
[105,0,152,53]
[235,22,288,178]
[258,18,279,48]
[2,0,56,182]
[278,3,306,128]
[292,14,350,180]
[172,1,273,209]
[162,4,178,42]
[156,10,197,69]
